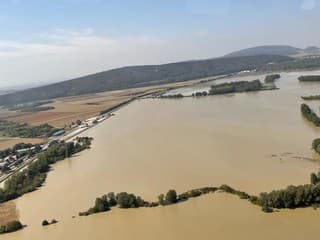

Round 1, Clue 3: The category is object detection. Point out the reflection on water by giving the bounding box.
[3,71,320,240]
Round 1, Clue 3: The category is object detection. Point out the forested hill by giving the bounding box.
[0,55,291,106]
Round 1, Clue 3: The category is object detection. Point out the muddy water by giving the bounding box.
[3,71,320,240]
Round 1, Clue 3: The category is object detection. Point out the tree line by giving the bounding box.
[79,187,219,216]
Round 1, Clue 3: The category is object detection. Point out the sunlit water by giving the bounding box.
[3,71,320,240]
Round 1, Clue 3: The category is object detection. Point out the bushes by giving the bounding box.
[42,219,58,226]
[219,185,250,199]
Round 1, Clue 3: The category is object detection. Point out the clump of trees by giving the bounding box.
[301,103,320,126]
[209,80,263,95]
[0,137,93,204]
[42,219,58,226]
[258,172,320,212]
[264,74,280,83]
[298,75,320,82]
[0,120,58,138]
[0,220,23,234]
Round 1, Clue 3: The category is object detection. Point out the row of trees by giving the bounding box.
[79,187,219,216]
[0,137,93,203]
[78,174,320,216]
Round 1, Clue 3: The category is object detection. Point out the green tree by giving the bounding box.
[158,194,165,205]
[165,190,177,204]
[311,173,319,185]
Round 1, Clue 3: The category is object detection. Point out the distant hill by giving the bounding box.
[225,45,302,57]
[0,55,291,106]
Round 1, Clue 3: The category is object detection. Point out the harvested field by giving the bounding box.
[0,138,45,151]
[0,202,18,226]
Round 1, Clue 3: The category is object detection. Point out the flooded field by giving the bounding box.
[2,71,320,240]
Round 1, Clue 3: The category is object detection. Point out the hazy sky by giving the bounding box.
[0,0,319,89]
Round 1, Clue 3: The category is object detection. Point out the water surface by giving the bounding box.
[3,71,320,240]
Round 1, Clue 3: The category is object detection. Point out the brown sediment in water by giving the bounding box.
[2,70,320,239]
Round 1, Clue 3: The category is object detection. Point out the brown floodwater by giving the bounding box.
[3,71,320,240]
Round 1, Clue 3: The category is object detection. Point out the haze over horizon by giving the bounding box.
[1,0,320,89]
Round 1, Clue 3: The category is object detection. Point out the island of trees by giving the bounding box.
[298,75,320,82]
[300,103,320,126]
[301,95,320,100]
[0,137,93,204]
[264,74,281,83]
[209,80,274,95]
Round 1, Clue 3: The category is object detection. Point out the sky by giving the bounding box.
[0,0,319,89]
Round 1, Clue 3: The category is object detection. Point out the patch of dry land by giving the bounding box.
[0,202,18,227]
[0,138,44,151]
